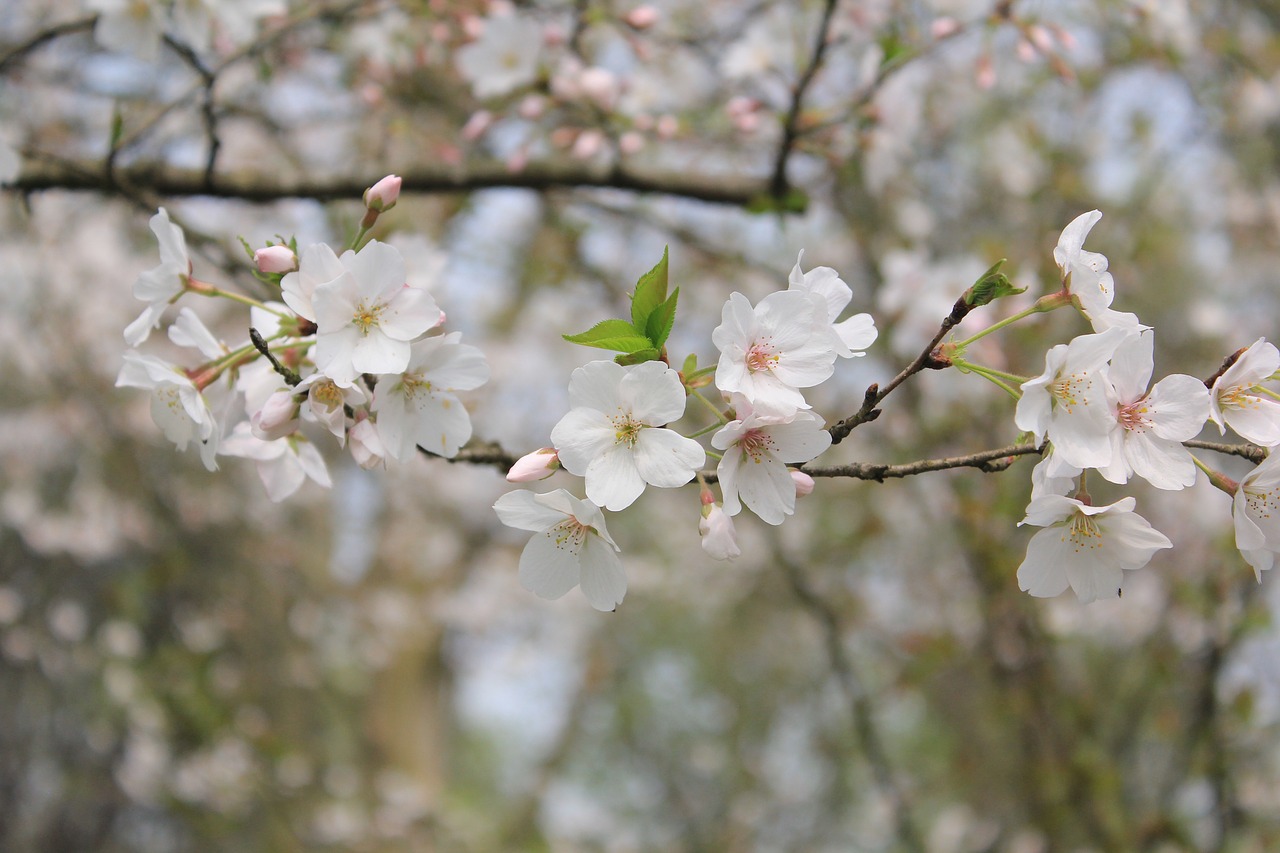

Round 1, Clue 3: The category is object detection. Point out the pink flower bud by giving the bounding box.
[699,504,741,560]
[791,470,815,497]
[363,174,402,212]
[348,416,385,470]
[578,67,619,110]
[254,245,298,274]
[929,17,961,40]
[506,448,560,482]
[571,129,605,160]
[1028,24,1054,53]
[624,6,659,29]
[975,55,996,90]
[461,110,493,141]
[618,131,645,155]
[656,114,678,139]
[518,94,547,119]
[251,389,300,441]
[1015,38,1037,63]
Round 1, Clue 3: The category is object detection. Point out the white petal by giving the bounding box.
[567,360,626,413]
[632,428,705,488]
[621,362,686,425]
[584,444,646,511]
[495,489,568,532]
[1017,528,1072,598]
[578,535,627,611]
[550,408,617,475]
[518,531,582,600]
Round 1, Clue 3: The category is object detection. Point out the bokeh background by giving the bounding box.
[4,0,1280,850]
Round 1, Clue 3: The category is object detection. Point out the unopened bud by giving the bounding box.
[348,416,385,470]
[930,16,961,39]
[254,245,298,274]
[624,5,659,29]
[363,174,402,212]
[699,503,741,560]
[252,389,301,441]
[507,448,560,482]
[791,470,815,497]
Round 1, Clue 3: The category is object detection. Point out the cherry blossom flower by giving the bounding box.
[507,448,560,482]
[294,373,368,445]
[1233,451,1280,580]
[699,502,741,560]
[311,241,443,386]
[1017,495,1172,603]
[116,351,220,471]
[1098,330,1211,490]
[1016,327,1128,470]
[220,423,331,502]
[281,244,346,322]
[348,415,385,470]
[711,400,832,524]
[1029,451,1079,500]
[712,290,835,416]
[1210,338,1280,447]
[493,489,626,611]
[371,332,490,460]
[455,15,542,99]
[251,388,301,441]
[1053,210,1141,331]
[125,208,192,346]
[788,251,878,359]
[551,361,705,511]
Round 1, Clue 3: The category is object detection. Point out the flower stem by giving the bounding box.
[1192,454,1240,495]
[189,279,289,317]
[951,356,1024,399]
[691,388,730,424]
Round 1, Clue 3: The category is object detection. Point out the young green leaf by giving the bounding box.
[615,348,662,366]
[962,259,1025,308]
[563,318,653,353]
[644,287,679,349]
[630,247,669,329]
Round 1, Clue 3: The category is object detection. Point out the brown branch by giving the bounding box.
[768,0,842,200]
[0,16,96,75]
[10,156,767,207]
[829,294,972,444]
[1184,439,1267,464]
[418,441,518,471]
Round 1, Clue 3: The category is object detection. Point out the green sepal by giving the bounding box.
[615,348,662,366]
[563,319,653,353]
[681,353,698,375]
[962,259,1024,308]
[630,247,670,329]
[644,287,679,349]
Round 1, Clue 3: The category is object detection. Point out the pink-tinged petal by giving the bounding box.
[1063,550,1124,604]
[1019,494,1078,528]
[550,408,617,475]
[711,292,757,352]
[736,454,795,525]
[259,451,306,502]
[771,340,836,388]
[1054,210,1102,269]
[1124,434,1196,490]
[578,535,627,611]
[1224,397,1280,446]
[380,287,442,341]
[1109,330,1153,404]
[621,362,686,425]
[1017,528,1073,598]
[584,444,646,511]
[344,240,406,299]
[1146,374,1211,441]
[351,332,411,376]
[495,489,570,532]
[1101,511,1172,569]
[764,417,831,463]
[567,360,626,413]
[295,441,332,488]
[518,532,582,600]
[312,272,361,331]
[717,451,743,517]
[632,428,704,488]
[833,313,877,355]
[757,290,826,351]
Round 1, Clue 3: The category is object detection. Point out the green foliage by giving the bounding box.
[962,259,1025,308]
[563,247,678,364]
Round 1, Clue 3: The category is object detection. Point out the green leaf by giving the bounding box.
[563,319,653,353]
[644,287,679,349]
[630,247,669,329]
[615,348,662,366]
[962,259,1025,308]
[681,353,698,375]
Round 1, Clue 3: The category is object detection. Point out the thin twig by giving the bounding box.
[249,327,300,386]
[768,0,843,201]
[0,16,96,75]
[1184,440,1266,464]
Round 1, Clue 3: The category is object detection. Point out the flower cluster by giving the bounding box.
[116,177,489,502]
[496,250,877,609]
[1007,212,1280,602]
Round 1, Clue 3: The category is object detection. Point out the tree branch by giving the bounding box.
[9,156,768,207]
[768,0,842,201]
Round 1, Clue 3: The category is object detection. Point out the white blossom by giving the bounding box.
[1017,495,1172,603]
[1210,338,1280,447]
[494,489,626,611]
[699,503,741,560]
[455,15,543,99]
[1098,330,1210,490]
[787,251,878,359]
[712,290,835,416]
[220,423,331,502]
[551,360,705,511]
[711,400,831,525]
[125,208,191,346]
[116,351,219,471]
[372,332,490,460]
[1233,451,1280,580]
[1053,210,1142,332]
